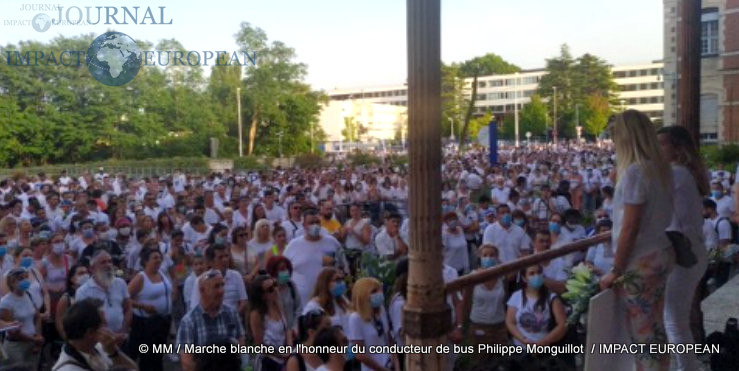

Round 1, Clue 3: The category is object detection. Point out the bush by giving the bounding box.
[232,157,269,172]
[293,153,325,169]
[701,143,739,169]
[346,152,382,167]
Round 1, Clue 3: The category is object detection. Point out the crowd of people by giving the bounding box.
[0,109,735,371]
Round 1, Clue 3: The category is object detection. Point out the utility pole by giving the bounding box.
[514,72,520,147]
[237,87,242,157]
[552,86,558,145]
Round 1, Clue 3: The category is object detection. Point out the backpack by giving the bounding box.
[715,217,739,244]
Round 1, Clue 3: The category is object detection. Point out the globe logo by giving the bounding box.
[32,13,51,32]
[86,32,142,86]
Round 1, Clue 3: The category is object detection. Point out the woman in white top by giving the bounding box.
[248,219,274,281]
[599,110,674,371]
[0,268,43,368]
[285,309,331,371]
[303,267,351,331]
[442,212,470,275]
[249,274,293,371]
[505,264,567,347]
[658,125,711,371]
[347,278,397,371]
[463,244,508,347]
[1,247,50,323]
[128,247,172,371]
[230,226,250,275]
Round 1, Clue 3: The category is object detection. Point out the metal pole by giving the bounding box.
[237,87,243,157]
[449,117,454,141]
[406,0,448,370]
[576,104,580,141]
[514,73,520,147]
[552,86,558,145]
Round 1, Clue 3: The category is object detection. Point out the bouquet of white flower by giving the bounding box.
[561,263,600,326]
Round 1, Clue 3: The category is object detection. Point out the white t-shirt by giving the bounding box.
[347,310,391,371]
[506,290,556,346]
[469,280,505,325]
[303,298,349,331]
[713,195,735,220]
[75,278,130,332]
[668,165,708,256]
[389,294,405,347]
[442,228,469,273]
[283,236,340,305]
[612,163,673,267]
[491,187,510,206]
[0,292,36,336]
[482,223,527,264]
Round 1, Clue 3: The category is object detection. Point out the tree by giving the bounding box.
[457,53,520,77]
[520,94,549,138]
[341,116,358,142]
[537,44,617,140]
[441,64,464,139]
[581,93,611,137]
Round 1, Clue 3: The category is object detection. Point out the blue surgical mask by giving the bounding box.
[549,222,561,234]
[20,257,33,269]
[480,257,497,269]
[277,270,291,284]
[214,236,226,245]
[331,281,347,298]
[514,219,525,227]
[712,191,722,199]
[501,214,512,226]
[82,228,94,239]
[528,274,545,289]
[370,292,384,308]
[0,246,6,258]
[17,279,31,292]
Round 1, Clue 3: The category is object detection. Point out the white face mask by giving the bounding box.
[52,243,64,255]
[74,274,90,286]
[118,227,131,237]
[308,224,321,238]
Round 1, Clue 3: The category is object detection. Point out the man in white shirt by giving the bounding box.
[490,177,510,206]
[556,209,587,268]
[142,192,161,220]
[281,201,304,241]
[263,190,286,222]
[711,182,735,219]
[374,213,408,261]
[482,204,528,264]
[533,230,567,294]
[284,209,341,304]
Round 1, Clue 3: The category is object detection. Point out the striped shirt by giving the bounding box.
[176,304,245,346]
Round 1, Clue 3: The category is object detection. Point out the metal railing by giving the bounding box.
[445,232,611,293]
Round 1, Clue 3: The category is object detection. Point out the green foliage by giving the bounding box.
[456,53,521,78]
[441,64,465,139]
[581,94,611,137]
[0,24,323,167]
[346,152,382,167]
[537,45,617,140]
[385,154,408,168]
[520,94,549,137]
[232,157,269,172]
[358,252,396,294]
[701,144,739,169]
[293,153,325,169]
[341,117,359,142]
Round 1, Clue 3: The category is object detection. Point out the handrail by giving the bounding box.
[445,232,612,293]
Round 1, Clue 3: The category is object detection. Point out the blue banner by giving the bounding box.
[489,119,498,165]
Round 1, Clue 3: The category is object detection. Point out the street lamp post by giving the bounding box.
[236,87,242,157]
[575,103,581,142]
[449,117,455,141]
[277,130,283,158]
[620,99,626,111]
[514,72,520,147]
[526,131,532,146]
[552,86,558,145]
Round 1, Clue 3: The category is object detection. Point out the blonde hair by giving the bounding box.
[352,277,381,322]
[611,110,672,192]
[251,219,273,243]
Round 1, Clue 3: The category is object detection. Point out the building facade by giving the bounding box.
[327,62,665,136]
[318,100,407,153]
[664,0,739,142]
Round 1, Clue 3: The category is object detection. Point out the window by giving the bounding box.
[629,70,637,77]
[701,10,719,56]
[478,81,487,88]
[640,70,648,76]
[650,83,659,90]
[700,94,718,126]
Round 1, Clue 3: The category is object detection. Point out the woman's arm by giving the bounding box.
[537,297,568,346]
[505,306,527,344]
[600,203,643,290]
[249,310,264,345]
[55,295,68,339]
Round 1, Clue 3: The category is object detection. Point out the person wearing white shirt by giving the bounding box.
[556,209,587,268]
[284,209,341,305]
[263,191,286,223]
[482,205,528,264]
[373,213,408,261]
[157,185,175,211]
[710,182,735,219]
[142,193,161,220]
[188,244,247,315]
[281,201,304,242]
[490,178,510,206]
[442,212,470,275]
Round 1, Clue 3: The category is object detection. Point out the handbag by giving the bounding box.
[666,230,697,268]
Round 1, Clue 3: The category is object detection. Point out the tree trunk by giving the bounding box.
[248,111,259,155]
[458,73,478,152]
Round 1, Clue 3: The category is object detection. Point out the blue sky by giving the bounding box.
[0,0,663,90]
